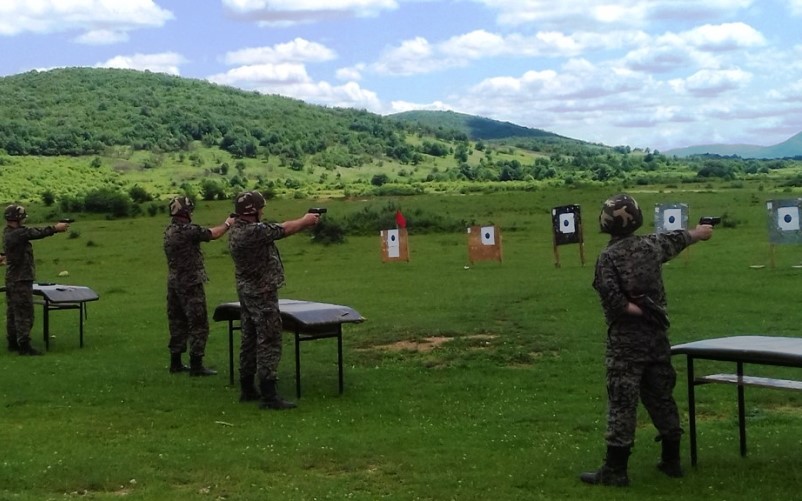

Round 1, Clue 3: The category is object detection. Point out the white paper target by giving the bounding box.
[777,207,800,231]
[558,213,576,234]
[386,229,400,258]
[662,208,683,231]
[481,226,495,246]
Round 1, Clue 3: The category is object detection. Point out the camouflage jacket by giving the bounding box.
[163,221,212,287]
[228,219,286,294]
[3,225,57,283]
[593,230,691,328]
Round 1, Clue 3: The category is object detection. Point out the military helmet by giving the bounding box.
[168,196,194,217]
[4,204,27,222]
[234,191,265,215]
[599,193,642,235]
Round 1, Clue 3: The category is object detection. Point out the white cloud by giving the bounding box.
[389,100,454,113]
[208,63,312,86]
[221,0,398,26]
[0,0,172,39]
[682,23,765,51]
[790,0,802,15]
[96,52,186,75]
[223,38,337,65]
[75,29,129,45]
[669,68,752,96]
[470,0,754,28]
[336,65,365,81]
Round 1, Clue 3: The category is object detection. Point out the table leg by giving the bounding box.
[295,330,302,398]
[687,356,698,466]
[228,320,235,386]
[337,326,343,394]
[737,362,747,457]
[43,300,50,351]
[79,303,85,348]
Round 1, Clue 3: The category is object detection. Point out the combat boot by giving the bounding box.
[657,438,684,478]
[580,445,631,486]
[189,355,217,376]
[239,373,260,402]
[259,377,296,410]
[7,336,19,352]
[17,341,43,356]
[169,353,189,373]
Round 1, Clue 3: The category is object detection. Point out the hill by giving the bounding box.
[666,132,802,159]
[389,110,571,142]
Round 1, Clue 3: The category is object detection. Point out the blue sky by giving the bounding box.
[1,0,801,151]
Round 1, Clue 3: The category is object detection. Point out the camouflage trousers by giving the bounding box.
[5,280,34,345]
[604,358,682,448]
[166,283,209,357]
[238,288,282,380]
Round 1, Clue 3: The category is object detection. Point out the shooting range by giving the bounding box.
[551,204,584,267]
[467,225,502,264]
[380,228,410,262]
[766,199,802,268]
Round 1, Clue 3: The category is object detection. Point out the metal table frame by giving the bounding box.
[672,336,802,466]
[213,299,364,397]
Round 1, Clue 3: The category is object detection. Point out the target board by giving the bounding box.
[654,203,688,233]
[380,228,410,262]
[766,199,802,245]
[467,225,502,263]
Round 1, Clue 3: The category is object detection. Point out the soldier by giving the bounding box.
[3,204,69,355]
[228,191,319,409]
[164,196,235,376]
[580,193,714,487]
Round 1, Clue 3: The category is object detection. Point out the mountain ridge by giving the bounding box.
[665,132,802,159]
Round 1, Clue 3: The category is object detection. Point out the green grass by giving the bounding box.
[3,186,802,500]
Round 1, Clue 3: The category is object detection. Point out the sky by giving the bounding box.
[1,0,802,151]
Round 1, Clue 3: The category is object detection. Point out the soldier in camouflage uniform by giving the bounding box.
[228,191,319,409]
[580,193,714,487]
[164,196,235,376]
[3,204,69,355]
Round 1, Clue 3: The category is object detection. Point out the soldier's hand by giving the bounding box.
[54,222,70,233]
[302,212,320,227]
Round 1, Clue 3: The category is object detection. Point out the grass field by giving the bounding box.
[3,185,802,500]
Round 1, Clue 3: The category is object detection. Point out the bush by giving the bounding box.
[84,188,131,217]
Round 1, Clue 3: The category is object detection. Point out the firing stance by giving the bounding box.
[581,193,714,487]
[228,191,319,409]
[164,196,235,376]
[3,204,69,355]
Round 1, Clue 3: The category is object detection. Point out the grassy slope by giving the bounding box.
[2,187,802,500]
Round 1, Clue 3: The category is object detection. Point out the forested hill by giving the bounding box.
[0,68,412,160]
[0,67,590,161]
[389,110,568,142]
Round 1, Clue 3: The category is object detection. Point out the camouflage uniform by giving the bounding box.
[227,219,286,380]
[163,221,213,358]
[593,229,692,447]
[4,224,57,346]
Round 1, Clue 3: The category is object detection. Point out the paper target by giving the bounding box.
[481,226,495,246]
[559,213,576,234]
[777,207,800,231]
[386,229,400,258]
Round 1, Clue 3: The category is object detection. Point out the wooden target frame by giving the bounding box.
[467,225,502,264]
[380,228,409,262]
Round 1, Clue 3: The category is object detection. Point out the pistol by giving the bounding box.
[699,216,721,226]
[229,213,239,218]
[308,208,327,214]
[59,218,75,223]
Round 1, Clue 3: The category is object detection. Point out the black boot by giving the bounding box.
[580,445,631,486]
[17,340,43,356]
[7,337,19,352]
[657,438,684,478]
[239,374,260,402]
[189,355,217,377]
[259,377,296,410]
[169,353,189,373]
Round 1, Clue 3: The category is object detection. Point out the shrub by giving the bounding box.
[84,188,131,217]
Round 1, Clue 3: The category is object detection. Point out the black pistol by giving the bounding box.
[59,218,75,223]
[308,208,327,215]
[699,216,721,226]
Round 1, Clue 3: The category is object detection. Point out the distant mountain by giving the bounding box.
[389,110,575,142]
[666,132,802,159]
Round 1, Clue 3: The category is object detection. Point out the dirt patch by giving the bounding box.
[372,334,498,353]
